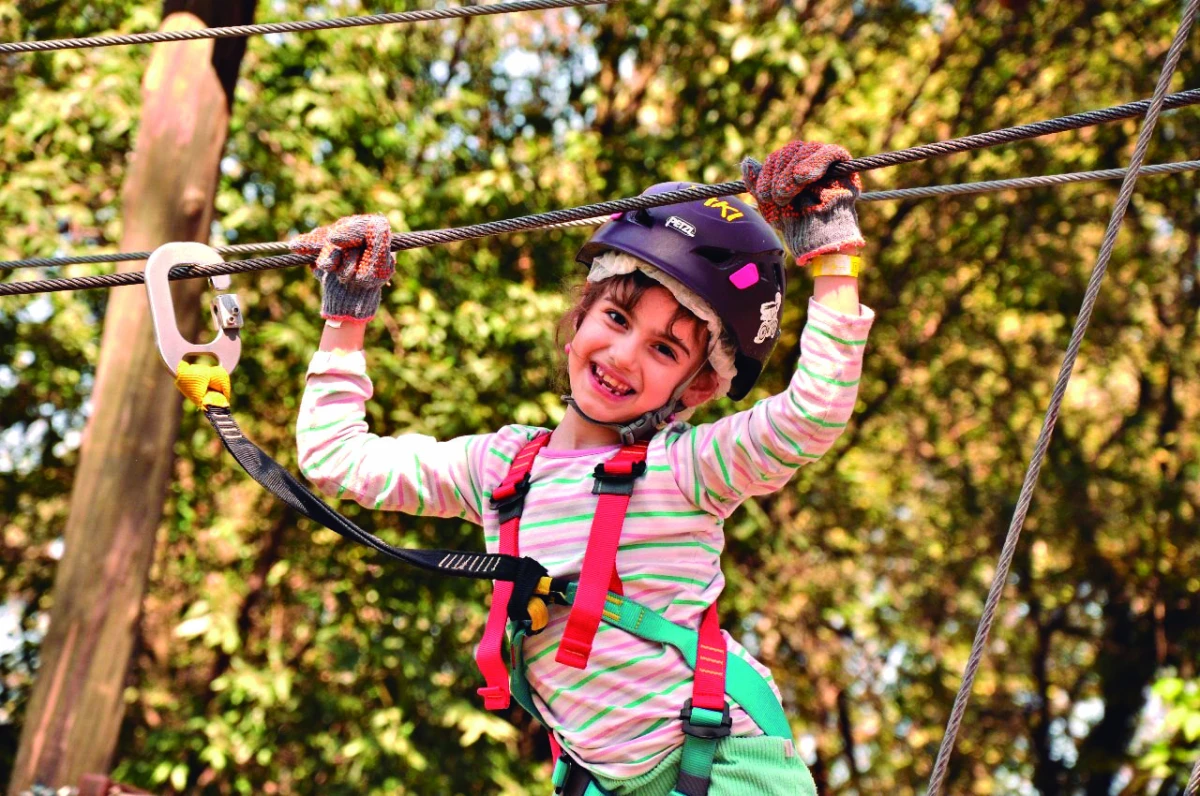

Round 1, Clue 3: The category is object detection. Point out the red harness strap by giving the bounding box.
[476,432,551,710]
[476,436,651,705]
[690,603,728,712]
[556,441,649,669]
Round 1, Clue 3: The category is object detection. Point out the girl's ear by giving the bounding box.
[680,367,720,408]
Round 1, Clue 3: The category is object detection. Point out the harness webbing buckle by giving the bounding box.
[491,472,531,524]
[591,460,647,496]
[679,699,732,740]
[551,753,607,796]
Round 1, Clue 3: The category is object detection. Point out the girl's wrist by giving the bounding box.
[810,252,863,278]
[811,247,861,317]
[812,275,860,316]
[319,318,369,352]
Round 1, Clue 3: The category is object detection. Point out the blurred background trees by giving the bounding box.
[1,0,1198,793]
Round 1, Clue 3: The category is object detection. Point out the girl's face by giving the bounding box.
[566,284,715,425]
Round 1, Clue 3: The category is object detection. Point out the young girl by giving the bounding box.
[293,142,874,796]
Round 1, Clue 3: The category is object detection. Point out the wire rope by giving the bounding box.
[828,88,1200,175]
[0,0,615,55]
[3,86,1200,297]
[7,160,1199,273]
[0,217,610,270]
[859,159,1200,202]
[923,0,1199,793]
[1187,757,1200,796]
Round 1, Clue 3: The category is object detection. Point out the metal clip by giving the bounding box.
[144,242,242,374]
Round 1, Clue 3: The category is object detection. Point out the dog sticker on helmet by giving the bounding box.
[754,292,782,344]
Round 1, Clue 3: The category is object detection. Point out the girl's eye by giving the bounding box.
[604,309,627,326]
[654,343,678,361]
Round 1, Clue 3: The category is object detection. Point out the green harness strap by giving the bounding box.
[509,586,793,795]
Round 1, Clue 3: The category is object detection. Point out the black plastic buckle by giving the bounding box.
[679,699,732,740]
[555,753,604,796]
[591,460,647,496]
[491,472,531,524]
[505,557,550,629]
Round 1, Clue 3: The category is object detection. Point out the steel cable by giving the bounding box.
[829,88,1200,176]
[2,89,1199,296]
[0,217,609,270]
[6,159,1200,273]
[859,159,1200,202]
[1187,757,1200,796]
[0,0,614,55]
[7,160,1199,272]
[923,0,1199,793]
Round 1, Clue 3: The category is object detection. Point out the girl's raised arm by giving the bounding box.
[667,142,875,515]
[293,216,491,525]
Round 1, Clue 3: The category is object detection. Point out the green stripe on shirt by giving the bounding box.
[710,437,732,489]
[546,647,669,707]
[298,416,362,434]
[763,403,805,459]
[798,362,860,387]
[625,510,707,519]
[412,453,425,514]
[764,403,820,459]
[572,675,692,732]
[465,441,482,513]
[525,624,618,666]
[688,427,702,507]
[622,573,710,588]
[809,325,868,346]
[619,540,720,555]
[734,436,768,480]
[374,468,396,510]
[305,440,347,474]
[520,512,598,530]
[787,389,848,428]
[337,453,366,500]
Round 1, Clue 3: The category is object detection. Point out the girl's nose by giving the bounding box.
[608,333,640,369]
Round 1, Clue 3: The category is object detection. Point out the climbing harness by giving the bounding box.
[484,433,794,796]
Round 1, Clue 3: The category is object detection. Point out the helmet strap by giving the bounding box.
[561,395,679,445]
[560,361,708,445]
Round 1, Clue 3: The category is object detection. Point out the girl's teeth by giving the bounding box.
[593,364,631,395]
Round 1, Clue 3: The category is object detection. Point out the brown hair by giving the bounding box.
[554,270,713,393]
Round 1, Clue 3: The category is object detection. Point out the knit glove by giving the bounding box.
[741,142,865,266]
[289,214,395,321]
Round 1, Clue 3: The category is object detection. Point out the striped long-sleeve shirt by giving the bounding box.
[297,297,875,780]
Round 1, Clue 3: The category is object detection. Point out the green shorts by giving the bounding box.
[590,736,817,796]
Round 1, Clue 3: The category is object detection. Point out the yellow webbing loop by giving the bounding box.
[527,597,550,633]
[174,361,232,409]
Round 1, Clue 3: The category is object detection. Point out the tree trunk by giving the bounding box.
[8,3,255,791]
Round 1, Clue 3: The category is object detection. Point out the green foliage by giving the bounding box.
[1140,677,1200,787]
[2,0,1200,794]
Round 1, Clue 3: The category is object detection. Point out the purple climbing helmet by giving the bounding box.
[576,182,786,400]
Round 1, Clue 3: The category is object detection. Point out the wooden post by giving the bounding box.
[9,3,255,791]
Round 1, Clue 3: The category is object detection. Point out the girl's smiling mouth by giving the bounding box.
[590,362,636,398]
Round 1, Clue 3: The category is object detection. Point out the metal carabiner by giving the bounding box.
[144,242,243,374]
